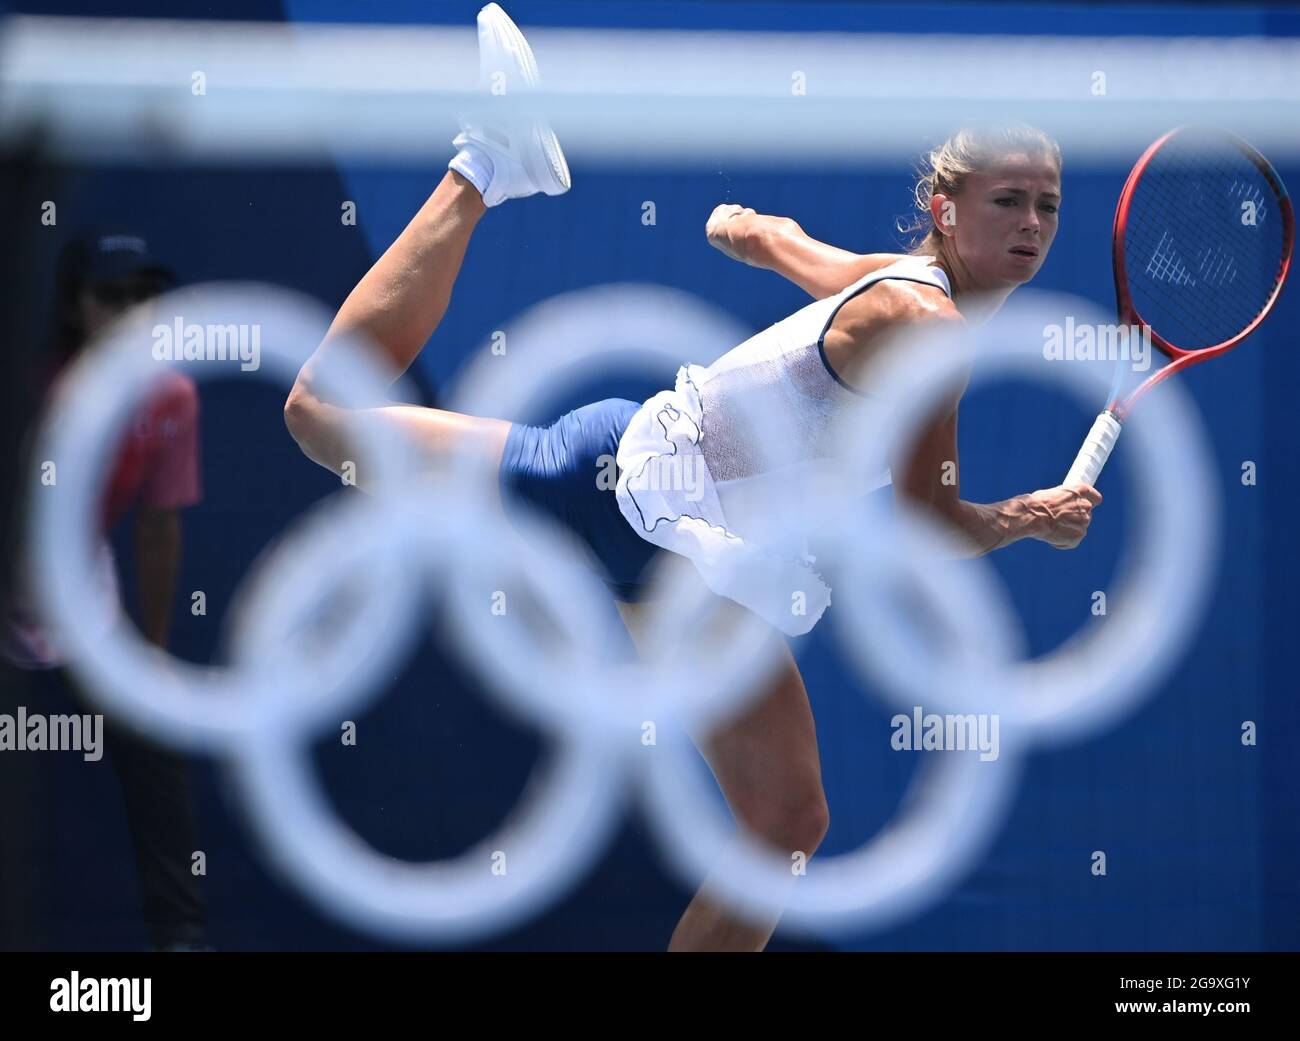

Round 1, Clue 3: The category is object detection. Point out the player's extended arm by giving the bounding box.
[705,203,897,300]
[896,401,1102,555]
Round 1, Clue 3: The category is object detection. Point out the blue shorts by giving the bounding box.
[497,397,662,602]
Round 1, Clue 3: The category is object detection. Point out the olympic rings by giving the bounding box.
[27,281,1218,941]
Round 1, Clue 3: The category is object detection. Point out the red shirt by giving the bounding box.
[0,366,202,669]
[101,370,203,531]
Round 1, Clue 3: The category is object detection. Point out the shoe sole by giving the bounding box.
[478,3,571,196]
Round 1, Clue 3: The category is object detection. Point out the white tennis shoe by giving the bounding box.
[448,3,571,207]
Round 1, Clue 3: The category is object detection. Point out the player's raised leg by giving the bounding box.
[285,3,569,492]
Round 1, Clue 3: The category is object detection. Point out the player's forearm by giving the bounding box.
[937,495,1050,557]
[134,509,182,648]
[751,219,882,299]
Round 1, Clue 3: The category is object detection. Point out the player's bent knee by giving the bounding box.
[282,385,317,454]
[283,385,348,479]
[741,792,830,857]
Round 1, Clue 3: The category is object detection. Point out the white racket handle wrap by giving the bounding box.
[1064,410,1123,487]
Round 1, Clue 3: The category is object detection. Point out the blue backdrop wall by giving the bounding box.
[13,0,1299,950]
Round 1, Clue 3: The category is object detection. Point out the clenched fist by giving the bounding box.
[1030,483,1102,549]
[705,203,764,266]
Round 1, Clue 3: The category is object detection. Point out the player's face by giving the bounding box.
[949,153,1061,287]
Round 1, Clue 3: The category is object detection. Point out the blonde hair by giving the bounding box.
[899,123,1062,258]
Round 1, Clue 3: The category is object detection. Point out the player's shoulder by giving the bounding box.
[822,264,965,388]
[834,272,962,338]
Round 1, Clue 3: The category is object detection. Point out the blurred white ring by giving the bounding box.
[836,291,1218,742]
[30,283,420,748]
[446,282,795,735]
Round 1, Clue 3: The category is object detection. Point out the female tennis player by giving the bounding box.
[284,3,1099,951]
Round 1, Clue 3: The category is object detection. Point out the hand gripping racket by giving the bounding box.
[1064,126,1294,488]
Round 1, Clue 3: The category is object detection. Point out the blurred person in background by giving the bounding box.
[0,226,212,951]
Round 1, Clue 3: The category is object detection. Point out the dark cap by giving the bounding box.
[56,225,176,289]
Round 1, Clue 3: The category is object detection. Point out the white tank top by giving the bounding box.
[613,254,953,636]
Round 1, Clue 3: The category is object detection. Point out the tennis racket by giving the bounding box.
[1064,126,1294,488]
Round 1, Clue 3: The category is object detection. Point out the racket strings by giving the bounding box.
[1124,136,1286,352]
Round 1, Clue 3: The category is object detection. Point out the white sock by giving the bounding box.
[448,141,495,200]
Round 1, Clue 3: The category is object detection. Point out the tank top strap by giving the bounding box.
[837,254,952,301]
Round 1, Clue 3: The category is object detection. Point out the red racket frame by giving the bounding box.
[1108,125,1295,420]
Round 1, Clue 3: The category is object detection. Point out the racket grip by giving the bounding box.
[1064,410,1123,488]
